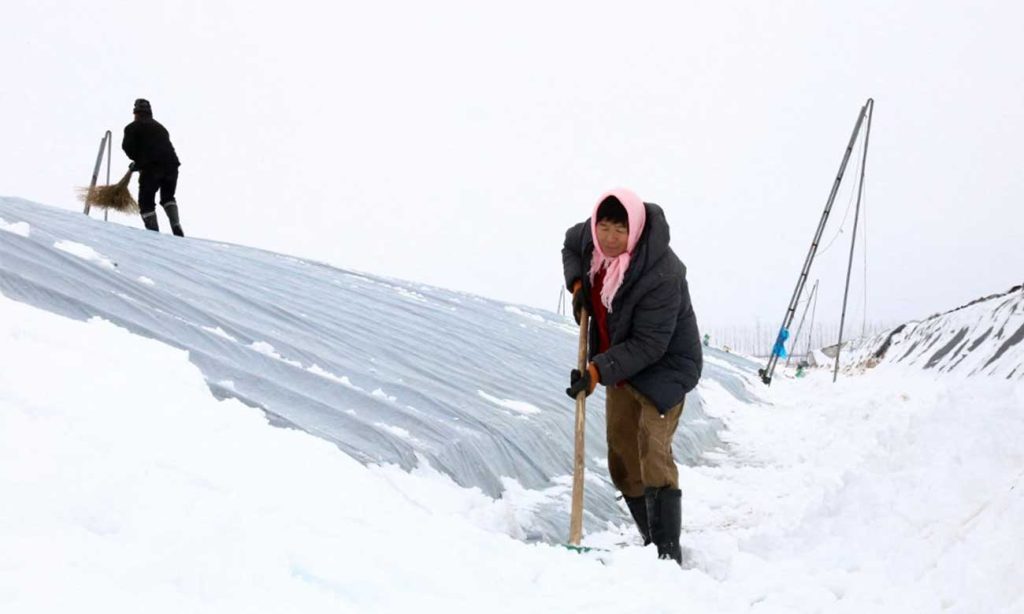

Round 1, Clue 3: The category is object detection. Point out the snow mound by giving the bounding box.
[842,285,1024,379]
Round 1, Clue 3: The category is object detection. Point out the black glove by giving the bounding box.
[571,280,588,325]
[565,364,599,399]
[128,161,138,172]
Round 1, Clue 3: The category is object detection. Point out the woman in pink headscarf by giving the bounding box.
[561,188,703,566]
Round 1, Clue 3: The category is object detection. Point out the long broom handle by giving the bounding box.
[568,308,590,546]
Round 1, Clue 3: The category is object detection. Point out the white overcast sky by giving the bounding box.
[2,0,1021,333]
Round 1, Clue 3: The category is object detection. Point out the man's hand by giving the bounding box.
[128,161,138,172]
[565,363,600,399]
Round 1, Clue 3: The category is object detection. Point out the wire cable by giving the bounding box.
[817,135,865,257]
[861,183,869,337]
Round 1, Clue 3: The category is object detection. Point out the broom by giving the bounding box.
[78,168,139,214]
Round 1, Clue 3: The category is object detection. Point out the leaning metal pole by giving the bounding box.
[84,130,112,216]
[103,131,111,222]
[785,279,819,368]
[806,279,819,358]
[758,100,871,385]
[834,99,875,383]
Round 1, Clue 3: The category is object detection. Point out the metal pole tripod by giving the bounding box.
[758,98,873,385]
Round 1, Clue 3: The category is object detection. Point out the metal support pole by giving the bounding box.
[759,100,871,385]
[786,279,818,368]
[104,132,111,221]
[84,130,113,216]
[806,280,819,358]
[834,99,875,383]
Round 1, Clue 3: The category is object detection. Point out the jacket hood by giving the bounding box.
[621,203,672,286]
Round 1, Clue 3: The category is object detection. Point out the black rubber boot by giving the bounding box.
[624,495,652,546]
[645,486,682,565]
[162,201,184,237]
[141,211,159,232]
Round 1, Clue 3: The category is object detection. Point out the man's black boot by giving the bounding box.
[645,486,683,565]
[624,495,652,546]
[162,201,184,237]
[141,210,159,232]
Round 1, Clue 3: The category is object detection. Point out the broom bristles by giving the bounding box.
[78,170,139,214]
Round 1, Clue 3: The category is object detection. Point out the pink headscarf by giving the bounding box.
[589,188,647,312]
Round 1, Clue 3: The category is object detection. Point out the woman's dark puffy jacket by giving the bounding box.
[562,202,702,413]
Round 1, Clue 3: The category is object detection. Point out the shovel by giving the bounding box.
[565,308,590,551]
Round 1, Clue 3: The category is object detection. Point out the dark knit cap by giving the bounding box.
[133,98,152,115]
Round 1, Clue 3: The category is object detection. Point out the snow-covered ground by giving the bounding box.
[4,286,1023,612]
[3,198,1022,612]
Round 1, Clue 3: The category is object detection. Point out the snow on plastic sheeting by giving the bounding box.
[0,216,30,237]
[0,196,740,542]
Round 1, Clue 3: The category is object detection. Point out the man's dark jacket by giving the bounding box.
[122,117,180,172]
[562,203,702,413]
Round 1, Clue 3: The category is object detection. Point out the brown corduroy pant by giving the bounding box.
[605,384,684,498]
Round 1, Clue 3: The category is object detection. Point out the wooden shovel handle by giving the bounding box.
[568,309,589,545]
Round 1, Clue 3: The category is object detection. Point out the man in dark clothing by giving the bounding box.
[122,98,184,236]
[562,188,702,565]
